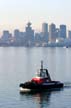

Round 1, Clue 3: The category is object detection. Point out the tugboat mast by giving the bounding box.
[41,60,43,70]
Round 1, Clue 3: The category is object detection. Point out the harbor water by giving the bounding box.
[0,47,71,108]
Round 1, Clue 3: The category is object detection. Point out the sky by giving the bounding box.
[0,0,71,34]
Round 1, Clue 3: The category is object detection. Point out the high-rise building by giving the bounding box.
[14,29,20,39]
[68,30,71,39]
[59,25,66,39]
[49,23,56,42]
[14,29,20,43]
[1,30,10,42]
[42,23,48,43]
[25,22,34,46]
[56,28,60,39]
[42,23,48,33]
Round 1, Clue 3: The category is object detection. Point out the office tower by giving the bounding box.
[68,31,71,39]
[56,28,60,39]
[35,33,41,46]
[42,23,48,43]
[42,23,48,33]
[49,23,56,42]
[25,22,34,46]
[1,30,10,42]
[14,29,22,45]
[14,29,20,39]
[59,25,66,39]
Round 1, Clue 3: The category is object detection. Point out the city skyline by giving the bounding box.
[0,22,71,47]
[0,0,71,34]
[0,22,69,37]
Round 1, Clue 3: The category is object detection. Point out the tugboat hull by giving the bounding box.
[20,81,63,93]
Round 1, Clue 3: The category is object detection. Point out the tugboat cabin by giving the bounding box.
[32,61,51,84]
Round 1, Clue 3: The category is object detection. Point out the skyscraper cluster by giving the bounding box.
[0,22,71,47]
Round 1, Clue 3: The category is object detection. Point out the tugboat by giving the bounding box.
[19,61,63,93]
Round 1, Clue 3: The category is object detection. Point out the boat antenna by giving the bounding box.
[41,60,43,70]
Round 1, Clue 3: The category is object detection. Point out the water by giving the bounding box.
[0,47,71,108]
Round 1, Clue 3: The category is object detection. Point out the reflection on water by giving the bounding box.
[20,92,51,108]
[20,89,63,108]
[32,92,51,108]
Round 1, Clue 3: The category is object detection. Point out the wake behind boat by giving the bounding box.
[19,61,63,93]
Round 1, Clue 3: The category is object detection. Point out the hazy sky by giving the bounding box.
[0,0,71,33]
